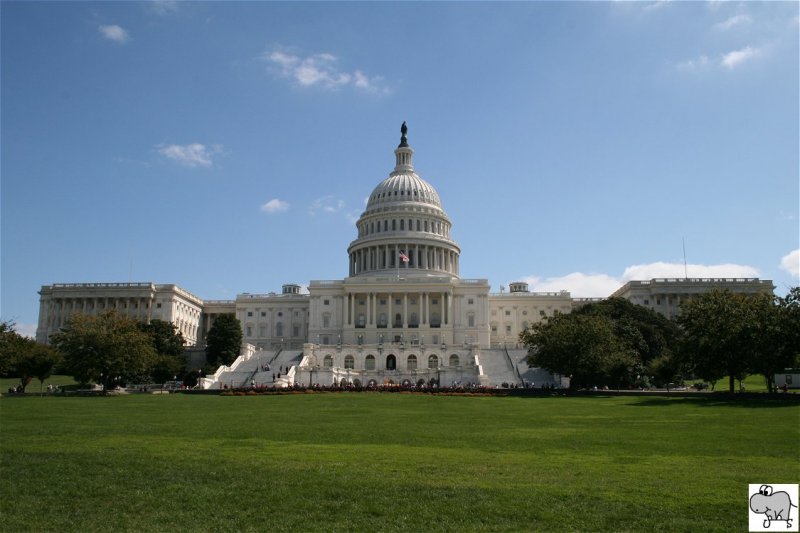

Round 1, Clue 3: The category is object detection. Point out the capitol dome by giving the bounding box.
[347,123,460,278]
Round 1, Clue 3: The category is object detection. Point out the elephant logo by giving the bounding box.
[749,484,798,532]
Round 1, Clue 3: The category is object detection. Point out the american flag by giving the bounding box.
[399,251,409,263]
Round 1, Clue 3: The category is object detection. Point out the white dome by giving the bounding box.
[365,172,442,211]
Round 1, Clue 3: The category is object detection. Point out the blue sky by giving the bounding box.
[2,1,798,337]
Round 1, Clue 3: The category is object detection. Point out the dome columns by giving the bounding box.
[349,243,460,277]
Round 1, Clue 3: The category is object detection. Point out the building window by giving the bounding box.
[428,355,439,369]
[246,326,252,337]
[522,310,528,316]
[344,355,354,369]
[156,303,162,309]
[293,325,299,337]
[278,312,283,317]
[323,355,333,368]
[468,298,474,305]
[395,298,401,305]
[449,354,459,367]
[432,298,438,305]
[505,310,511,316]
[365,355,376,370]
[324,300,330,306]
[247,311,253,317]
[407,355,417,370]
[380,299,386,305]
[644,299,650,306]
[261,312,266,317]
[491,325,498,333]
[323,314,330,328]
[539,310,546,317]
[275,323,283,337]
[359,300,365,305]
[506,325,512,333]
[259,326,266,337]
[468,313,475,327]
[322,335,330,345]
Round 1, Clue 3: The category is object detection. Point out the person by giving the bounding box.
[782,383,788,393]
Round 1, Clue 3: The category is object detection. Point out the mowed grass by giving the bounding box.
[1,394,798,532]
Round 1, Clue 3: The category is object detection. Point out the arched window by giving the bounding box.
[449,354,460,367]
[386,354,396,370]
[275,322,283,337]
[365,355,376,370]
[344,355,354,369]
[407,354,417,370]
[378,313,387,327]
[467,313,475,327]
[410,312,418,327]
[428,355,439,369]
[357,314,365,328]
[400,219,405,230]
[430,312,441,327]
[394,313,402,327]
[323,355,333,368]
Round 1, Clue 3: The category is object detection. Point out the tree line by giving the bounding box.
[520,288,800,393]
[0,311,243,391]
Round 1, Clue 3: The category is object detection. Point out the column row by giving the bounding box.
[349,244,459,276]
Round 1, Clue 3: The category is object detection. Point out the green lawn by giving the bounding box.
[1,374,78,393]
[1,393,797,532]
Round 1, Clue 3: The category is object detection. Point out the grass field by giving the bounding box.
[1,393,798,532]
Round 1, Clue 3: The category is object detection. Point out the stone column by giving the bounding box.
[403,293,408,328]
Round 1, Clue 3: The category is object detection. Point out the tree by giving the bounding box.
[0,321,61,392]
[746,288,800,392]
[51,311,156,388]
[205,314,242,367]
[521,298,683,389]
[139,319,186,383]
[678,290,763,394]
[521,313,637,389]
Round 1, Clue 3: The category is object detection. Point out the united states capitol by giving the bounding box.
[34,124,773,389]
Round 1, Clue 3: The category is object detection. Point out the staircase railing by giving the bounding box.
[503,345,523,385]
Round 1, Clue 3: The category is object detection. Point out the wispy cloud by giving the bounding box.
[263,47,388,94]
[520,261,760,298]
[677,46,761,71]
[714,14,752,30]
[642,1,669,12]
[309,196,346,215]
[157,143,222,167]
[780,249,799,278]
[676,54,711,71]
[721,45,760,69]
[260,198,290,214]
[149,0,179,15]
[99,24,131,44]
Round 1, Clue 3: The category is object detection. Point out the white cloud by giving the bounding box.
[260,198,290,214]
[621,261,759,281]
[263,47,388,93]
[309,196,346,215]
[721,45,759,69]
[677,55,711,71]
[520,261,761,298]
[149,0,179,15]
[15,323,37,339]
[642,1,669,12]
[714,14,752,30]
[99,24,130,44]
[157,143,220,167]
[780,249,800,278]
[523,273,622,298]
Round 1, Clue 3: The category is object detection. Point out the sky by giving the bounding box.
[2,1,798,338]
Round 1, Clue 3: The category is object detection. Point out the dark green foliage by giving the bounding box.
[678,288,799,394]
[51,311,156,388]
[205,314,242,367]
[139,319,186,383]
[0,321,61,392]
[521,298,680,388]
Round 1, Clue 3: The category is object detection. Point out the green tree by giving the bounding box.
[678,290,763,394]
[0,321,61,392]
[51,311,156,388]
[746,288,800,392]
[139,319,186,383]
[205,314,242,367]
[521,313,637,389]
